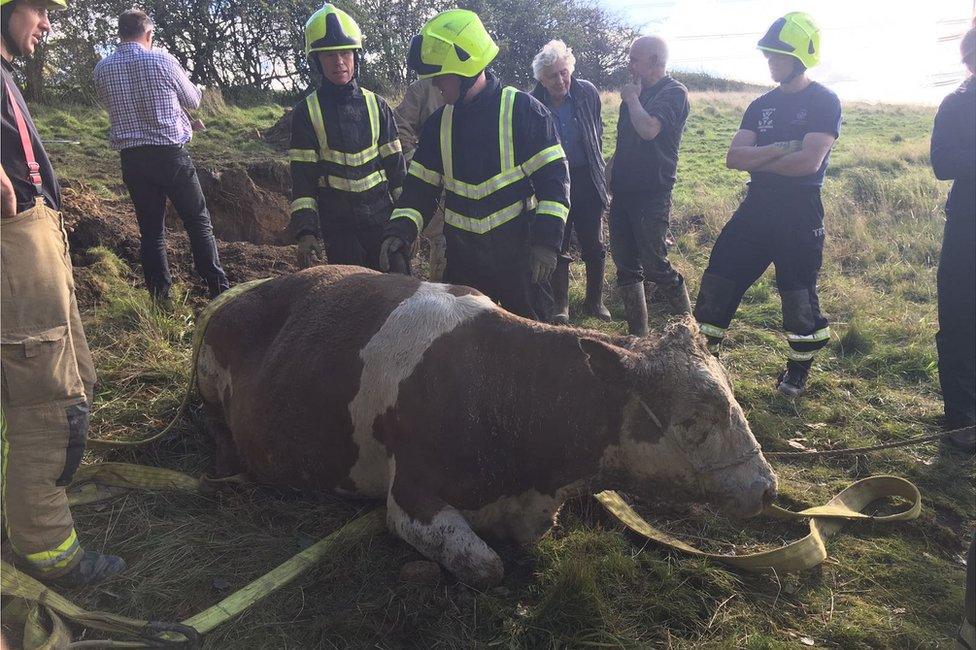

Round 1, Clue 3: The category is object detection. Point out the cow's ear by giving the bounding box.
[580,338,633,385]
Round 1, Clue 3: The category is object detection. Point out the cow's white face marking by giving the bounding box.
[347,283,496,496]
[197,342,234,408]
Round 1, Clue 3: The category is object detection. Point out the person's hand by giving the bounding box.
[379,236,410,274]
[297,234,324,268]
[190,118,206,132]
[1,167,17,218]
[620,82,640,103]
[530,245,557,284]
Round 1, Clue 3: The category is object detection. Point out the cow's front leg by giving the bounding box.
[386,474,504,588]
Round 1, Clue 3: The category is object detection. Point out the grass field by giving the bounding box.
[7,88,973,649]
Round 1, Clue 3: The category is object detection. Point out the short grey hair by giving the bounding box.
[532,40,576,82]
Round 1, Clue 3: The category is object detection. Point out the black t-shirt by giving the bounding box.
[739,81,841,187]
[611,75,689,193]
[1,59,60,213]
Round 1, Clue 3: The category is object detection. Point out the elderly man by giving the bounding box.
[530,40,610,323]
[394,77,446,280]
[94,9,229,303]
[1,0,124,585]
[609,35,691,335]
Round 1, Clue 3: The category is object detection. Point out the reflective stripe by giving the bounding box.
[305,89,383,168]
[499,87,516,171]
[290,197,317,214]
[288,148,318,163]
[786,327,831,343]
[440,104,454,182]
[391,207,424,233]
[699,323,727,339]
[408,160,443,186]
[787,349,817,361]
[324,169,387,193]
[522,144,566,175]
[445,200,524,235]
[22,529,81,573]
[536,200,569,222]
[438,87,563,235]
[379,139,402,157]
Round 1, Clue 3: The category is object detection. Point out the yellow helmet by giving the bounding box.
[407,9,499,79]
[0,0,68,8]
[757,12,820,69]
[304,4,362,59]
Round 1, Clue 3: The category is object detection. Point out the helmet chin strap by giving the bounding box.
[457,73,479,103]
[783,58,806,84]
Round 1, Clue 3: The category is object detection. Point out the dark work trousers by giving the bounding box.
[560,167,606,263]
[693,185,830,360]
[323,223,385,271]
[936,200,976,427]
[609,189,681,288]
[445,254,538,320]
[120,145,229,299]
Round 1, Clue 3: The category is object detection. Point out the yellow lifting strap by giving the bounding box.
[595,475,921,574]
[87,278,273,450]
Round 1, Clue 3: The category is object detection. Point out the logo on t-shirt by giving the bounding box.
[758,108,775,131]
[792,108,808,126]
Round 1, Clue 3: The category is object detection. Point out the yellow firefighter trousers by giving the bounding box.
[1,197,96,577]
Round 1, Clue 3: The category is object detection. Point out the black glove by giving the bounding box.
[297,234,324,269]
[379,236,411,275]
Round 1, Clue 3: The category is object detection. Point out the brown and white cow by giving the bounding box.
[197,266,777,587]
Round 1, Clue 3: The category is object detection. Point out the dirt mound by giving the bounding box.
[262,108,293,152]
[165,162,292,246]
[63,181,299,307]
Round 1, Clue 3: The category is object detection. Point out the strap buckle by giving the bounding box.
[26,161,42,192]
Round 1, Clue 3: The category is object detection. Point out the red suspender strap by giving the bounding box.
[3,78,43,194]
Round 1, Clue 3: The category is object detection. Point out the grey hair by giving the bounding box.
[532,40,576,81]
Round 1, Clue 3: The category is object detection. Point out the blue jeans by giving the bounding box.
[120,145,229,299]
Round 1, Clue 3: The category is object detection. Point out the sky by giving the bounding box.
[598,0,974,105]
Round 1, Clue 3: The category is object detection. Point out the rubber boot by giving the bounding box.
[619,282,649,336]
[550,260,570,325]
[582,258,611,321]
[662,276,692,315]
[54,551,126,587]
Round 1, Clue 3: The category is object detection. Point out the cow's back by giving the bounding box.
[198,266,423,493]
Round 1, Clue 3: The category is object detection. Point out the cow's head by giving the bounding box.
[582,317,777,518]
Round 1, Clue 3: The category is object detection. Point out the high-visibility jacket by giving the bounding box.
[384,74,570,273]
[289,80,405,238]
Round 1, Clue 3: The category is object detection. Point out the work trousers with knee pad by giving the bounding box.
[1,198,96,578]
[609,189,682,289]
[693,185,830,358]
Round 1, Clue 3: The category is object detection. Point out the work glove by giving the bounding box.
[530,245,558,284]
[379,236,411,275]
[297,234,324,269]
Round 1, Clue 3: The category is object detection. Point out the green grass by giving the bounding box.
[7,91,972,649]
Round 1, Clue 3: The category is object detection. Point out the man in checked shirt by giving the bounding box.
[94,9,229,303]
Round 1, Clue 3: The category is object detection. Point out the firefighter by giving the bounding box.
[1,0,124,584]
[378,9,570,320]
[289,4,405,271]
[693,12,841,397]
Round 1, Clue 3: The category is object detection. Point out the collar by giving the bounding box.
[319,77,360,101]
[641,75,669,97]
[456,71,501,112]
[117,41,147,53]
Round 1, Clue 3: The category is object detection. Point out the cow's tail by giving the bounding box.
[88,277,274,449]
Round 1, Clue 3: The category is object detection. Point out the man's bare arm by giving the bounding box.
[754,132,836,177]
[1,165,17,218]
[725,129,794,171]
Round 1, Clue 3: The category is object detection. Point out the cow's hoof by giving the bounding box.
[456,556,504,589]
